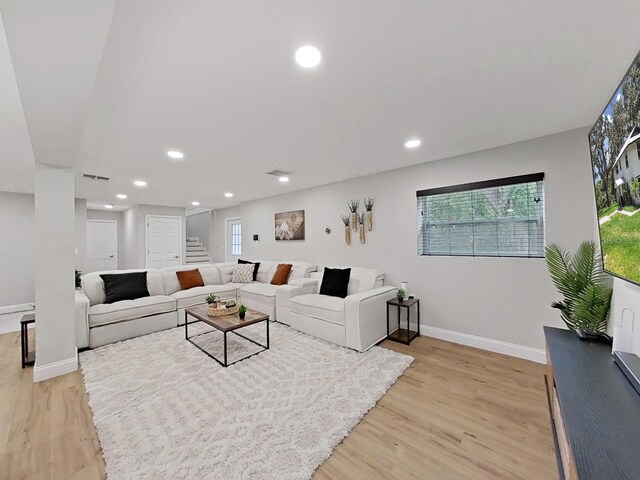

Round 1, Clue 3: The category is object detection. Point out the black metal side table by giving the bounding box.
[20,313,36,368]
[386,298,420,345]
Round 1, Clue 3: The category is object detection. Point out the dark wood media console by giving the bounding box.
[544,327,640,479]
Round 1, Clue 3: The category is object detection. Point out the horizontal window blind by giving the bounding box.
[417,173,545,258]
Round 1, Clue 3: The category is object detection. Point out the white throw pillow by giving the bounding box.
[231,264,254,283]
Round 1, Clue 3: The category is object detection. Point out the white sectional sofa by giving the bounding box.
[75,262,395,352]
[289,267,397,352]
[75,260,317,348]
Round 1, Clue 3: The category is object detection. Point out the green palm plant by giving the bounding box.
[545,241,612,338]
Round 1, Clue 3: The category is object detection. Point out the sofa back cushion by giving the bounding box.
[319,266,384,296]
[162,265,221,295]
[289,262,317,281]
[176,269,205,290]
[215,262,239,284]
[100,271,150,304]
[215,260,317,284]
[256,261,277,283]
[259,261,316,283]
[82,269,165,306]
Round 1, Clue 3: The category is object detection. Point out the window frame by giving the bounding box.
[231,222,242,256]
[416,172,545,259]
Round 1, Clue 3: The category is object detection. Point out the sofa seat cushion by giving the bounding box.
[171,285,238,309]
[89,295,176,327]
[290,294,345,326]
[239,283,278,305]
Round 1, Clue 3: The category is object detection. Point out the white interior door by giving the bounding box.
[86,220,118,272]
[226,218,242,262]
[146,215,182,268]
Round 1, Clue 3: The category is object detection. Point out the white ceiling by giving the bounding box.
[0,12,33,193]
[2,0,640,210]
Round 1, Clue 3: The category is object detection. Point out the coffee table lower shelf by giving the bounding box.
[184,307,270,367]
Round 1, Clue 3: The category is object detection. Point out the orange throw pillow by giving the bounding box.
[176,269,205,290]
[270,263,293,285]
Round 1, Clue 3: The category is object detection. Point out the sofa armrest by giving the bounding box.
[344,286,397,352]
[288,277,319,289]
[276,281,318,306]
[75,290,90,349]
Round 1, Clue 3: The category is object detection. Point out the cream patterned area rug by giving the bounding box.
[80,321,413,479]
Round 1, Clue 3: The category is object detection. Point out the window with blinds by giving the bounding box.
[417,173,545,258]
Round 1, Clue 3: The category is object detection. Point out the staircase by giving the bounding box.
[185,237,212,264]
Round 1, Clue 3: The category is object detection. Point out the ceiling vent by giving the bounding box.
[81,173,110,182]
[265,168,292,177]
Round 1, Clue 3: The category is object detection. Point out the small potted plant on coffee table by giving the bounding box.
[205,293,220,316]
[396,289,406,303]
[238,304,248,320]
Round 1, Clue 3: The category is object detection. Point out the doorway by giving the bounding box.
[146,215,182,268]
[86,220,118,272]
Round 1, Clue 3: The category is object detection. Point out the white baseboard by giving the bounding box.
[33,350,78,382]
[420,324,546,364]
[0,303,35,315]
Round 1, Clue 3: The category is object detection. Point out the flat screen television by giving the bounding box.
[590,50,640,286]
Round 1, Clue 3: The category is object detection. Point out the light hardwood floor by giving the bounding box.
[0,330,557,480]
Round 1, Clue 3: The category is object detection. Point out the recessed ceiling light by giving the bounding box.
[404,139,421,149]
[104,204,114,209]
[134,180,147,187]
[224,192,233,198]
[279,176,290,183]
[116,194,127,199]
[167,150,184,159]
[192,201,200,206]
[295,45,321,68]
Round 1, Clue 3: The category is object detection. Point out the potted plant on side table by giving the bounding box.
[545,240,613,342]
[396,289,406,303]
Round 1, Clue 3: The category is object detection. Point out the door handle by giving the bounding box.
[174,256,179,259]
[109,255,114,258]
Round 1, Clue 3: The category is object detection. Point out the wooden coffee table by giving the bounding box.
[184,304,269,367]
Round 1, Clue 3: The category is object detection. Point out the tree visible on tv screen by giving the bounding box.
[589,53,640,283]
[590,59,640,214]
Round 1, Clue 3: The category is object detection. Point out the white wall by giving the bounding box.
[240,128,597,352]
[186,210,212,251]
[0,192,86,308]
[121,204,187,269]
[87,209,124,270]
[0,191,35,307]
[211,206,241,262]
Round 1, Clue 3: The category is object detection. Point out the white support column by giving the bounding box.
[33,163,78,382]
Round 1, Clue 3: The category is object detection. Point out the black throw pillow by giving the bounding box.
[238,259,260,281]
[100,271,150,304]
[319,267,351,298]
